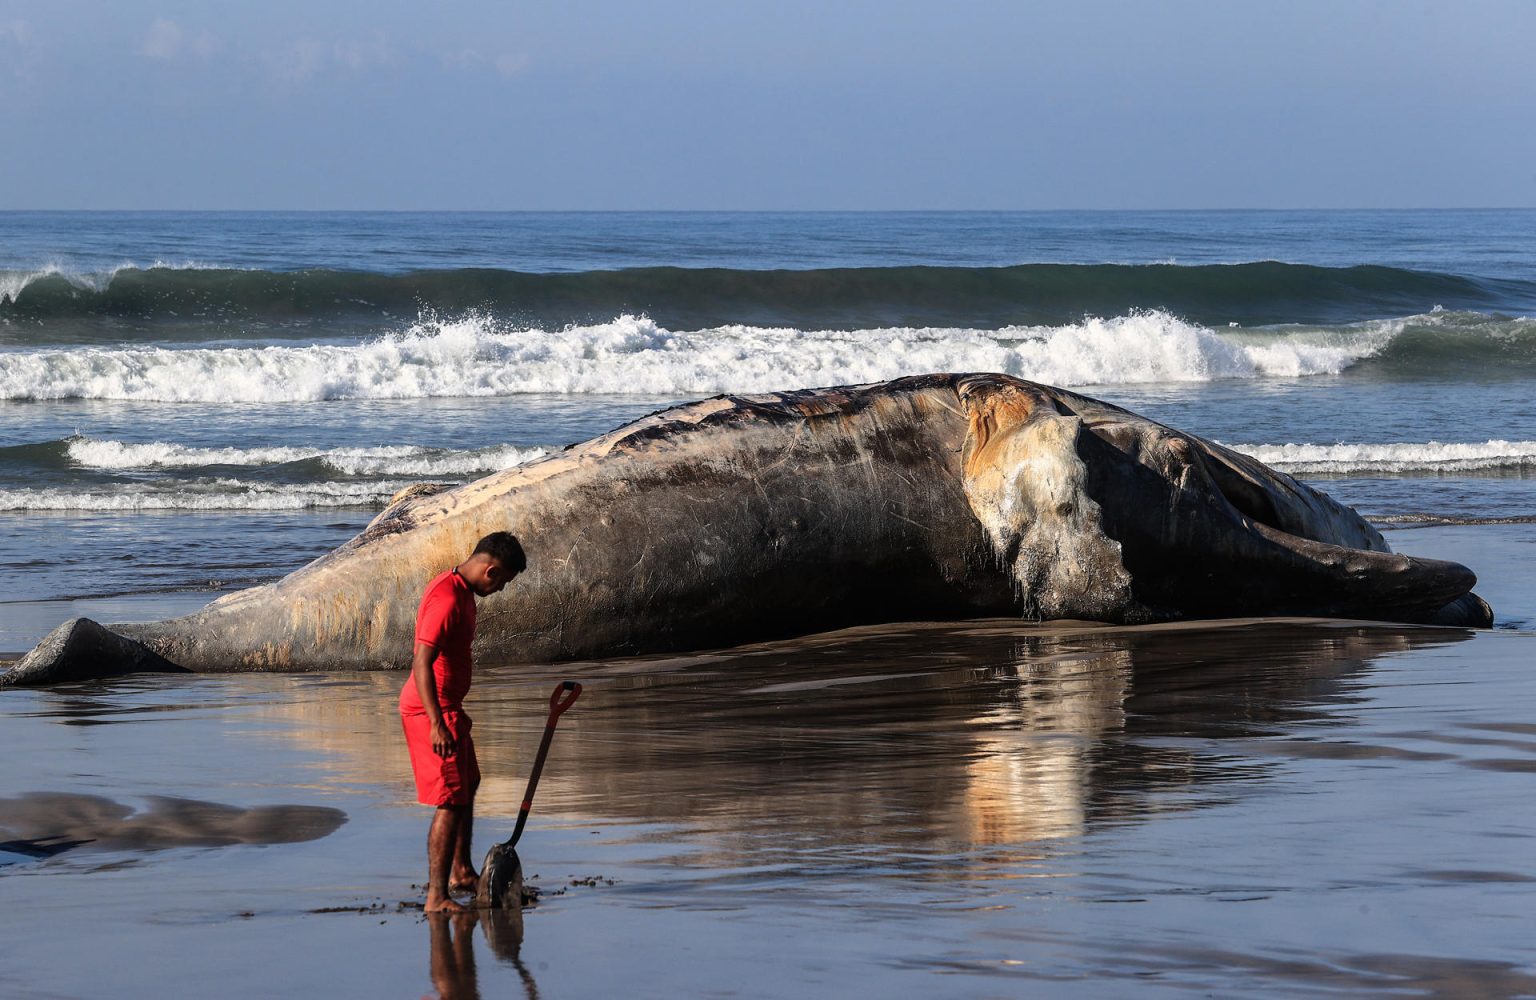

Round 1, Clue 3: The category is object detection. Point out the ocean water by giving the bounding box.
[4,211,1536,998]
[2,210,1534,644]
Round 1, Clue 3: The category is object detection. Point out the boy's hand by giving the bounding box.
[431,719,457,758]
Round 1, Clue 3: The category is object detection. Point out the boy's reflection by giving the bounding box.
[426,911,539,1000]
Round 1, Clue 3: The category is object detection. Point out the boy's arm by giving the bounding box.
[411,640,457,758]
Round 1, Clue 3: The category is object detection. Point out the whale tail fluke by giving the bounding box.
[1421,592,1495,629]
[1,618,186,689]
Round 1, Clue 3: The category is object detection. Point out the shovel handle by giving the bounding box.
[548,680,582,720]
[505,680,582,849]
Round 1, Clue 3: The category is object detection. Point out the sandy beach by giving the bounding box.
[3,524,1532,998]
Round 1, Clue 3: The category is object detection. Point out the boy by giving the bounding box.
[400,531,526,912]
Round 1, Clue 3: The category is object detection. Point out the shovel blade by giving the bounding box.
[476,842,524,912]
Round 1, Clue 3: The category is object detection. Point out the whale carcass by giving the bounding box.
[3,374,1492,686]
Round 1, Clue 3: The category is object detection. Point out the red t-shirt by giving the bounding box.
[398,569,476,714]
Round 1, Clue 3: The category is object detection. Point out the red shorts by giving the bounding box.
[401,708,481,806]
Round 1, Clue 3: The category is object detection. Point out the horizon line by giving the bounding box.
[4,206,1535,215]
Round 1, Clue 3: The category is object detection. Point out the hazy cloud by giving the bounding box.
[141,18,220,61]
[442,47,483,72]
[264,37,326,84]
[334,34,396,73]
[0,18,37,89]
[141,18,183,59]
[495,53,530,78]
[0,19,31,47]
[439,47,530,78]
[258,34,401,86]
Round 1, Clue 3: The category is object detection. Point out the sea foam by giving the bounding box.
[1231,440,1536,475]
[0,310,1383,403]
[64,437,548,477]
[0,479,411,512]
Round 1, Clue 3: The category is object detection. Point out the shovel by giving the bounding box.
[477,680,582,910]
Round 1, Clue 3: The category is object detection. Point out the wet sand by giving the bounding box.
[2,524,1534,998]
[2,622,1534,996]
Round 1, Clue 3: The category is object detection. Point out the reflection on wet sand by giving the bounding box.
[961,645,1131,844]
[250,618,1472,865]
[427,911,539,1000]
[427,914,480,1000]
[0,792,346,855]
[3,615,1520,1000]
[1059,937,1536,998]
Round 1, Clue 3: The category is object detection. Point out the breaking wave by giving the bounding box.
[0,480,411,512]
[0,261,216,307]
[0,310,1394,402]
[0,435,552,511]
[1233,440,1536,476]
[60,438,548,477]
[2,260,1529,331]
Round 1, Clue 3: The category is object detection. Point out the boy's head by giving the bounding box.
[459,531,527,596]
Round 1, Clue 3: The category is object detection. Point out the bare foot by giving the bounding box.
[449,867,480,894]
[424,891,471,914]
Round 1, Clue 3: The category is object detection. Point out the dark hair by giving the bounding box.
[473,531,527,574]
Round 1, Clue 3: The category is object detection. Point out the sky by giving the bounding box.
[1,1,1534,210]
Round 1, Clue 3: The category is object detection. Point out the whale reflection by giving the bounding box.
[237,617,1474,870]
